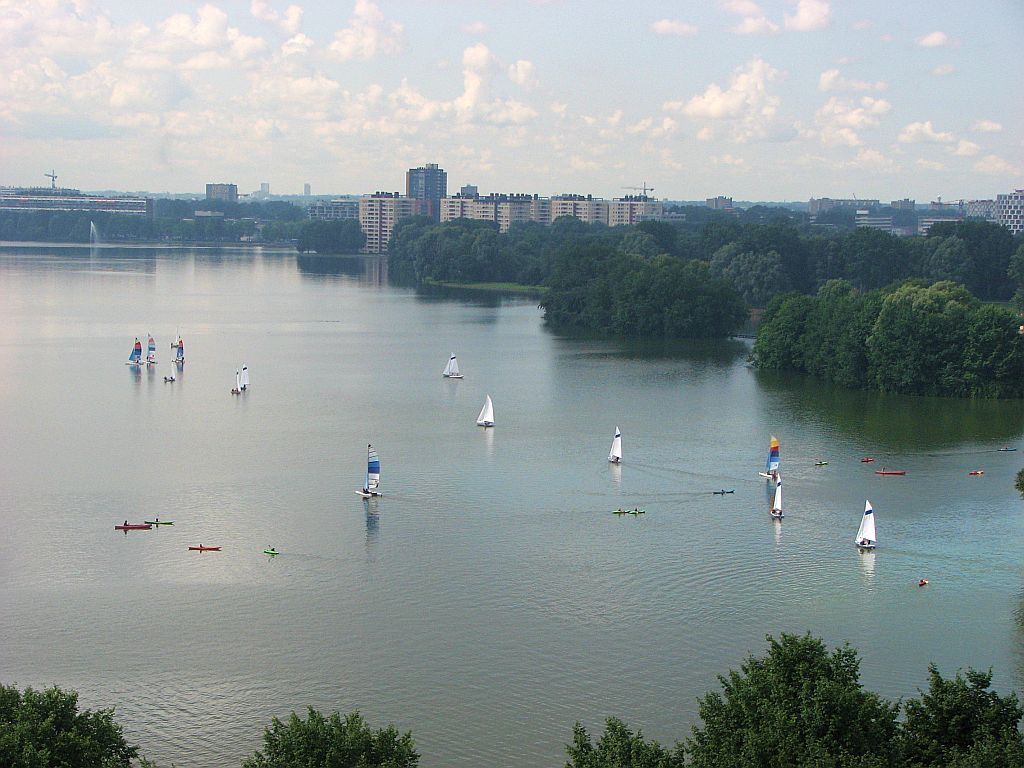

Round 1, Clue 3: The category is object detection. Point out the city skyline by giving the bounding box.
[1,1,1022,200]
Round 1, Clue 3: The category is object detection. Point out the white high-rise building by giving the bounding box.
[995,190,1024,235]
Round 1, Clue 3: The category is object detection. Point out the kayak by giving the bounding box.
[814,461,828,466]
[144,520,174,526]
[712,489,735,495]
[998,447,1017,452]
[263,549,279,556]
[860,457,875,463]
[968,470,985,476]
[875,470,906,476]
[188,545,221,551]
[115,523,152,531]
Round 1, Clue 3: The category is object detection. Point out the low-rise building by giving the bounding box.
[0,187,152,216]
[308,199,359,220]
[995,190,1024,235]
[855,209,894,232]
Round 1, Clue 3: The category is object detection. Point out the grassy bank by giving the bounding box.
[421,278,548,296]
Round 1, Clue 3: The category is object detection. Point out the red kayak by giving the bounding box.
[968,470,985,476]
[115,523,152,531]
[188,545,221,551]
[860,457,875,463]
[875,469,906,476]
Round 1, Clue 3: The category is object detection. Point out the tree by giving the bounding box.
[566,718,684,768]
[900,665,1024,767]
[242,708,418,768]
[686,633,900,768]
[296,220,366,254]
[0,683,138,768]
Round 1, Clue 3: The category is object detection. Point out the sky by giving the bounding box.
[1,0,1022,201]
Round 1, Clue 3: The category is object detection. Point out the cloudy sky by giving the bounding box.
[1,0,1021,201]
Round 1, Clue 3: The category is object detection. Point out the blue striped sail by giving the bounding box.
[766,435,780,473]
[175,338,184,361]
[127,338,142,363]
[146,335,157,364]
[366,444,381,492]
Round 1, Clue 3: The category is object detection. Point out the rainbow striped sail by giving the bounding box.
[127,337,142,365]
[146,335,157,364]
[765,435,780,475]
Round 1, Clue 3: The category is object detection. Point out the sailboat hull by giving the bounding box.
[355,489,383,498]
[856,542,877,550]
[443,373,464,379]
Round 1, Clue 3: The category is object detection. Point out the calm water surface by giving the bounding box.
[2,244,1024,767]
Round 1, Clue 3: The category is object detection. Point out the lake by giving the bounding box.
[1,243,1023,767]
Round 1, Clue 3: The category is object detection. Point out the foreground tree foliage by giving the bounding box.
[687,633,900,767]
[566,717,684,768]
[0,683,138,768]
[754,279,1024,398]
[241,708,418,768]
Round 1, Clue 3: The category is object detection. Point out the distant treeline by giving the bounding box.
[754,279,1024,398]
[0,200,307,244]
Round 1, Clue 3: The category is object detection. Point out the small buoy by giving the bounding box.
[918,579,929,587]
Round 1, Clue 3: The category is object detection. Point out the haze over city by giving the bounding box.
[1,0,1022,200]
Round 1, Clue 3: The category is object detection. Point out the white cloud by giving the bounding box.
[932,64,954,76]
[328,0,403,61]
[507,60,535,87]
[651,19,698,36]
[952,139,980,157]
[720,0,762,15]
[854,148,894,171]
[818,69,887,92]
[664,59,784,143]
[281,33,313,56]
[784,0,830,31]
[972,120,1002,133]
[732,16,779,34]
[713,153,746,166]
[974,155,1020,175]
[916,159,945,171]
[810,95,890,147]
[916,31,949,47]
[250,1,303,35]
[462,21,488,35]
[898,121,954,144]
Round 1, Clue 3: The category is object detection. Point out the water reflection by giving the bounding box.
[412,282,539,309]
[858,549,876,581]
[756,370,1024,450]
[609,462,622,489]
[296,254,387,286]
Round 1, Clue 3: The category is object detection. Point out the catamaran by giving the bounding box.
[855,500,877,549]
[770,476,784,519]
[759,435,780,480]
[476,395,495,427]
[357,444,382,497]
[442,354,463,379]
[126,337,143,366]
[608,427,622,464]
[240,364,249,391]
[170,332,182,350]
[173,336,185,363]
[231,370,241,395]
[145,335,157,365]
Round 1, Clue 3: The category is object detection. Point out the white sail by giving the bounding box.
[855,500,877,547]
[235,370,241,391]
[443,354,462,378]
[771,477,784,517]
[608,427,622,463]
[240,364,249,390]
[476,394,494,426]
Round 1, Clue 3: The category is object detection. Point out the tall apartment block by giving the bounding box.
[206,183,238,203]
[609,195,664,226]
[406,163,447,221]
[359,193,420,253]
[550,195,608,225]
[995,190,1024,235]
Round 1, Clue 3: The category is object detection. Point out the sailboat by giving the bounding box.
[608,427,622,464]
[855,500,877,549]
[170,332,182,350]
[145,335,157,365]
[442,354,463,379]
[231,370,241,395]
[476,395,494,427]
[126,337,143,366]
[759,435,780,480]
[356,444,382,497]
[770,476,784,518]
[240,364,249,391]
[174,337,185,363]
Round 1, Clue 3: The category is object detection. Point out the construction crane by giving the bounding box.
[44,170,57,189]
[622,182,655,197]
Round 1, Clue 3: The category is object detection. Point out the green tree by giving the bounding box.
[566,718,684,768]
[686,633,899,768]
[241,708,418,768]
[296,220,366,254]
[0,683,138,768]
[900,666,1024,767]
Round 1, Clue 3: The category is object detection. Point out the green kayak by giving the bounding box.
[144,520,174,526]
[263,549,279,556]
